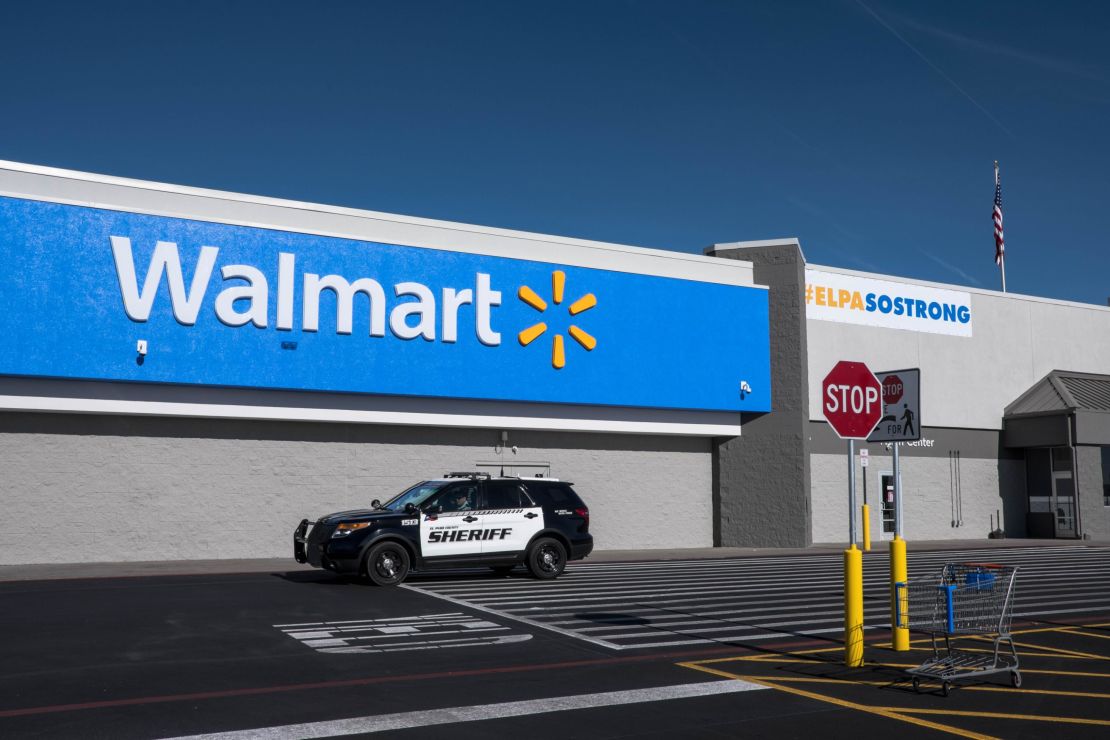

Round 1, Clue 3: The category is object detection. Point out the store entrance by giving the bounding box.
[1026,447,1078,538]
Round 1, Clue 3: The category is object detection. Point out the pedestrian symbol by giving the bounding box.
[901,404,915,437]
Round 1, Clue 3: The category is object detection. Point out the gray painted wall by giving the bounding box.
[0,412,712,564]
[809,422,1026,542]
[811,451,1025,544]
[708,242,811,547]
[1077,445,1110,539]
[1076,412,1110,446]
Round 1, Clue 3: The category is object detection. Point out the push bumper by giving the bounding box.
[293,519,362,575]
[293,519,311,563]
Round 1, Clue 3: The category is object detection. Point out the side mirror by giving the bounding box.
[371,499,381,509]
[404,503,417,515]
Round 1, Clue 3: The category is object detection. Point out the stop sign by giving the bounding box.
[822,361,883,439]
[881,374,904,405]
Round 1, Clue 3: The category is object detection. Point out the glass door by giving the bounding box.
[1051,447,1077,538]
[879,472,896,540]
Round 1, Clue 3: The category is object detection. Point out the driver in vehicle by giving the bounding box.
[447,490,473,511]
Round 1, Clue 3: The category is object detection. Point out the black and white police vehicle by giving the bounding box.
[293,473,592,586]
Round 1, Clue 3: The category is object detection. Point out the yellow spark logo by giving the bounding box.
[517,270,597,369]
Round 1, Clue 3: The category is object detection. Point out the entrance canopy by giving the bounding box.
[1003,370,1110,539]
[1003,370,1110,448]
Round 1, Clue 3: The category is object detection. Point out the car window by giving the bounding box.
[422,483,478,513]
[483,481,530,509]
[383,481,448,511]
[525,483,582,507]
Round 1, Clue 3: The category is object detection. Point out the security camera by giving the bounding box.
[511,445,518,454]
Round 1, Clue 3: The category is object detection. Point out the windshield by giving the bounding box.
[381,481,450,512]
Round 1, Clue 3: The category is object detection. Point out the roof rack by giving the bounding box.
[474,461,553,478]
[443,471,492,479]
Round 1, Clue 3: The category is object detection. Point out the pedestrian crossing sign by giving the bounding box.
[867,368,921,442]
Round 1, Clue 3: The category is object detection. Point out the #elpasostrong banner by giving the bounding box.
[804,269,973,337]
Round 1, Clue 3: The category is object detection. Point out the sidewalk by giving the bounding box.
[0,537,1102,583]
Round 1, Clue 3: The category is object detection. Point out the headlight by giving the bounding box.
[331,522,373,538]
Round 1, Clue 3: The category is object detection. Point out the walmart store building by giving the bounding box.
[1,161,1108,565]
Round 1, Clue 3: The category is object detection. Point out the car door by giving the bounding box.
[478,480,544,555]
[418,482,485,559]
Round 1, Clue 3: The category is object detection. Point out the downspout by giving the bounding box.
[1070,412,1084,539]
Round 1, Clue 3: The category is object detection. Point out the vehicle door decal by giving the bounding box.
[418,484,486,558]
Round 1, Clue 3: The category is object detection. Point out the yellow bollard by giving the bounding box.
[862,504,871,552]
[890,536,909,651]
[844,545,864,667]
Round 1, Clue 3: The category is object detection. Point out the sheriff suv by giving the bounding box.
[293,473,592,586]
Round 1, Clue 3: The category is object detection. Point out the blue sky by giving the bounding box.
[2,1,1107,305]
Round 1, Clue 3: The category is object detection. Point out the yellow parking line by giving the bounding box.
[677,662,995,740]
[678,620,1110,735]
[688,654,1110,679]
[1000,667,1110,678]
[757,675,1110,699]
[675,662,760,681]
[686,653,799,665]
[895,708,1110,727]
[1059,627,1110,642]
[1004,640,1107,660]
[690,631,1107,667]
[899,643,1092,660]
[1006,624,1086,636]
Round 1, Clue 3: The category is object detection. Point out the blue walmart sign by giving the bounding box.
[0,197,771,412]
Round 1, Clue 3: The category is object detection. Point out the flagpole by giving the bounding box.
[995,161,1007,293]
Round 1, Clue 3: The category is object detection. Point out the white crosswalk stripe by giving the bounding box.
[406,546,1110,650]
[275,611,532,653]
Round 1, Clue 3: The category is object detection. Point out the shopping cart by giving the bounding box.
[896,562,1020,696]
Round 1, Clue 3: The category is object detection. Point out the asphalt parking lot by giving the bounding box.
[1,543,1108,739]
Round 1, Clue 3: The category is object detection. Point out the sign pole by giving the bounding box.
[861,449,870,552]
[821,360,881,669]
[867,369,919,654]
[890,442,909,651]
[847,439,857,546]
[894,443,903,539]
[845,438,863,668]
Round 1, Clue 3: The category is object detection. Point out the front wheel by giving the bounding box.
[364,541,411,586]
[526,538,566,580]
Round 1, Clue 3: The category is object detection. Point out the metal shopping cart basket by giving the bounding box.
[897,562,1020,696]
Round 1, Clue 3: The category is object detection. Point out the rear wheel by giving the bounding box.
[526,538,566,580]
[364,541,410,586]
[1011,671,1022,688]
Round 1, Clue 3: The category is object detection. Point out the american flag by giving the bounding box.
[993,166,1005,266]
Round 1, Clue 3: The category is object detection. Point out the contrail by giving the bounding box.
[855,0,1017,139]
[918,248,983,287]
